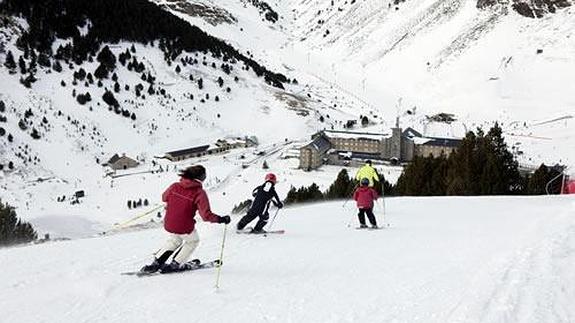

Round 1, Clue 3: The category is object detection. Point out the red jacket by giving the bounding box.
[162,178,221,234]
[353,186,379,209]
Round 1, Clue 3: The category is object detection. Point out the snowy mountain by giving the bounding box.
[1,2,575,321]
[147,0,575,171]
[0,0,574,236]
[1,196,574,322]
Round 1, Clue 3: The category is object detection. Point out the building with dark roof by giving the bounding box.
[103,154,139,170]
[299,122,462,170]
[299,134,331,170]
[165,145,211,162]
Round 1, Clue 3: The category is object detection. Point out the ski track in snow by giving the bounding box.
[444,202,575,323]
[1,196,574,323]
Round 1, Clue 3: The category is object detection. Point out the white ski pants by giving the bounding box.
[156,230,200,264]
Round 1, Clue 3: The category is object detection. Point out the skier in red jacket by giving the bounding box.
[353,178,379,229]
[141,165,230,273]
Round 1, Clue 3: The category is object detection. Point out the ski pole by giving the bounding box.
[381,182,386,215]
[342,184,358,208]
[346,211,355,228]
[379,182,390,227]
[267,208,281,231]
[342,197,352,208]
[215,224,228,290]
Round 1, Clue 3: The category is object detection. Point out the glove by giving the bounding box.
[219,215,231,224]
[276,201,284,209]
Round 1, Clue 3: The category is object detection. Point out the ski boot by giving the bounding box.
[160,260,184,273]
[359,224,368,229]
[180,259,201,270]
[140,259,161,273]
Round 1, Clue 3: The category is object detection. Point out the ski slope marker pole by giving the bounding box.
[215,224,228,290]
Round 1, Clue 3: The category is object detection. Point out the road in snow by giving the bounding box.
[1,195,574,323]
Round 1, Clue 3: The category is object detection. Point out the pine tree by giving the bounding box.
[0,200,38,246]
[30,128,41,139]
[4,51,17,70]
[485,123,521,194]
[232,199,252,214]
[325,169,355,199]
[102,90,119,108]
[526,164,563,195]
[446,131,477,195]
[52,60,63,73]
[18,57,26,74]
[97,46,116,70]
[94,63,108,79]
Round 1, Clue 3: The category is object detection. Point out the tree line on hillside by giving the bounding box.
[0,0,287,88]
[281,124,566,206]
[394,123,565,196]
[284,168,394,205]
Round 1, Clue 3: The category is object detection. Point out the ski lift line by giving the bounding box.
[504,133,552,140]
[307,72,388,127]
[530,115,574,127]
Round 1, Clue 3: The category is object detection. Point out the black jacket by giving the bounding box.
[248,181,282,216]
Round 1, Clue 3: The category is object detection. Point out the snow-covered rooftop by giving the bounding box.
[324,130,386,141]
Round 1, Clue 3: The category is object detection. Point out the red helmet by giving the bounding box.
[265,173,277,184]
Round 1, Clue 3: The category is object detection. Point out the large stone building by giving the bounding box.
[299,125,461,170]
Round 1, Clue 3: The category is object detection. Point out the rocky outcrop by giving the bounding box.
[511,0,571,18]
[477,0,571,17]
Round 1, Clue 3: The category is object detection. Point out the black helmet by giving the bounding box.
[179,165,206,181]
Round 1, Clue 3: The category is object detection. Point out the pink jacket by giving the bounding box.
[353,187,379,209]
[162,178,220,234]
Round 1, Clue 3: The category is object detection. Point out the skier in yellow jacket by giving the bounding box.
[355,160,379,187]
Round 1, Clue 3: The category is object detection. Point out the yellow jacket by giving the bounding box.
[355,164,379,187]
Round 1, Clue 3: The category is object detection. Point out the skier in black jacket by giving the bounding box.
[237,173,283,233]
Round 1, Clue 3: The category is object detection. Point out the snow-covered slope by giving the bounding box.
[1,0,575,239]
[280,0,575,167]
[145,0,575,167]
[1,196,574,322]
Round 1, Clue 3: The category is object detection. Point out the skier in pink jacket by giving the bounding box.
[140,165,230,273]
[353,178,379,229]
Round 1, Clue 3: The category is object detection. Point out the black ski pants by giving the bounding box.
[237,211,269,232]
[358,208,377,226]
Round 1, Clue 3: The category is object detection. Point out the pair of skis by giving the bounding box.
[122,259,221,277]
[236,228,285,235]
[123,227,285,277]
[355,223,391,230]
